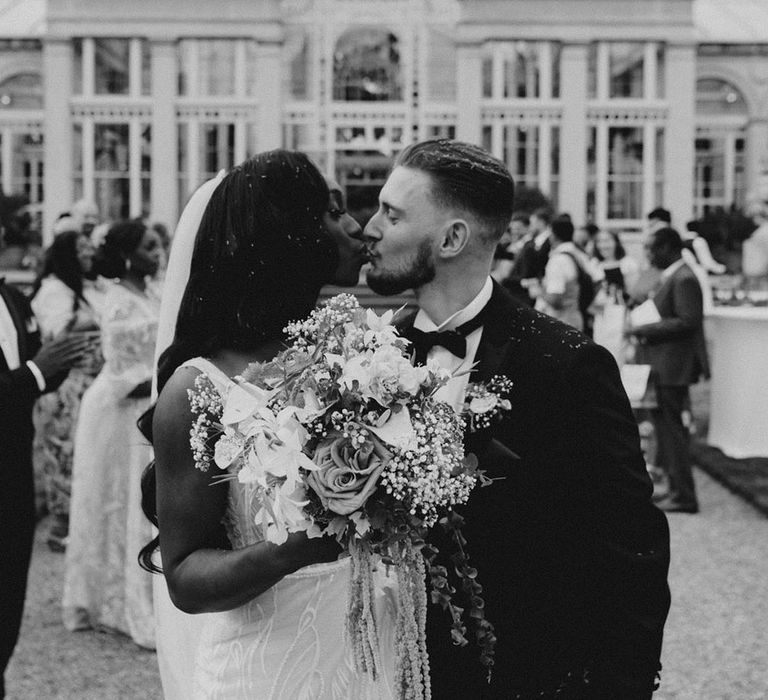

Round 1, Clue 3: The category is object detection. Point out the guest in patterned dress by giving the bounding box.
[62,220,163,648]
[30,229,106,551]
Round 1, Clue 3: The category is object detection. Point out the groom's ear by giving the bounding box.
[437,219,471,259]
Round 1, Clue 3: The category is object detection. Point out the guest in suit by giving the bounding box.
[364,139,671,699]
[629,227,709,514]
[0,280,88,698]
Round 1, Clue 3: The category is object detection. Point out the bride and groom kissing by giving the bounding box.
[143,140,670,699]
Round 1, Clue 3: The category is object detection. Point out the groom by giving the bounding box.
[364,140,671,699]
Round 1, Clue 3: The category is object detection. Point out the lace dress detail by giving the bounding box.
[177,357,397,700]
[62,284,159,649]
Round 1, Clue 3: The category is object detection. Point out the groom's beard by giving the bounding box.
[366,239,436,296]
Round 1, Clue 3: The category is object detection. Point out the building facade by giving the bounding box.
[0,0,766,244]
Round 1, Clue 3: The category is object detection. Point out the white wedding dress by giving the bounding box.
[158,357,397,700]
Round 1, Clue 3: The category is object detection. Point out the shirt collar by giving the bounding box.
[534,228,551,249]
[661,257,686,280]
[413,276,493,332]
[551,241,578,255]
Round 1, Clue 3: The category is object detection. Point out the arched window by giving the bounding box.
[0,73,43,110]
[694,79,749,216]
[333,28,402,102]
[696,78,748,117]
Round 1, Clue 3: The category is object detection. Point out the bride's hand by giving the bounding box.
[277,532,342,571]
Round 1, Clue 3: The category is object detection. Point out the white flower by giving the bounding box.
[213,430,244,469]
[364,308,400,347]
[368,405,417,451]
[469,394,498,414]
[257,484,311,545]
[220,382,275,429]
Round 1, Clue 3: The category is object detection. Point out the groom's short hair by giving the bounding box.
[395,139,515,244]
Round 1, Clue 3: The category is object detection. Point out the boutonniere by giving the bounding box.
[462,375,513,432]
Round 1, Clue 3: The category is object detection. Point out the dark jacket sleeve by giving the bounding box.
[0,364,42,414]
[567,343,671,692]
[633,274,703,342]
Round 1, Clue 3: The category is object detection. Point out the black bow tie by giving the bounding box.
[405,309,487,366]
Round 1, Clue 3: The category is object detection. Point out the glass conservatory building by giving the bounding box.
[1,0,767,242]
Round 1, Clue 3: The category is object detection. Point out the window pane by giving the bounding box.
[481,125,492,153]
[72,123,83,174]
[587,44,597,99]
[507,42,539,99]
[73,39,83,95]
[551,43,562,99]
[609,43,644,99]
[504,125,539,189]
[482,57,493,98]
[142,40,152,95]
[656,45,665,99]
[550,126,560,211]
[281,30,309,99]
[333,29,402,101]
[199,40,236,96]
[201,123,235,178]
[607,127,643,219]
[95,39,130,95]
[586,127,597,221]
[0,73,43,109]
[94,123,130,221]
[141,125,151,174]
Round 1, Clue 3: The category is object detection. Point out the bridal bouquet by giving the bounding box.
[188,294,503,698]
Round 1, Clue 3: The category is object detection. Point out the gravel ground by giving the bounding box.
[6,469,768,699]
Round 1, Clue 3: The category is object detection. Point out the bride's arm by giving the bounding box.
[153,367,340,614]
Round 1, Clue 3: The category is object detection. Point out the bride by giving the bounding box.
[139,151,397,699]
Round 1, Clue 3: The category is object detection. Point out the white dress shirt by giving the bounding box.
[0,293,45,390]
[412,277,493,412]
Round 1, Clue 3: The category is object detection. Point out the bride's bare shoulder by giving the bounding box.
[153,366,204,438]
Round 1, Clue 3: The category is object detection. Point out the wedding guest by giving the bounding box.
[491,212,528,285]
[647,207,671,234]
[592,229,640,299]
[628,227,709,514]
[526,206,553,280]
[30,230,105,551]
[574,222,599,257]
[62,220,162,648]
[531,214,586,331]
[0,280,89,699]
[70,199,100,238]
[683,222,727,275]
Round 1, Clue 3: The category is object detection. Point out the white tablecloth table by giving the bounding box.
[706,306,768,458]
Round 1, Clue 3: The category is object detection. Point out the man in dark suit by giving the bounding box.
[364,140,670,699]
[629,227,709,514]
[0,278,88,698]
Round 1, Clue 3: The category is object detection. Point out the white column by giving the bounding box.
[643,122,656,213]
[491,44,504,99]
[663,44,696,226]
[83,38,95,97]
[539,123,552,196]
[644,42,657,101]
[150,39,179,227]
[456,43,483,144]
[539,42,552,100]
[129,118,142,217]
[723,133,736,206]
[235,118,247,164]
[82,119,95,202]
[559,43,589,223]
[746,118,768,198]
[491,122,503,160]
[1,128,12,194]
[188,119,200,193]
[43,39,74,242]
[234,39,247,98]
[597,42,609,101]
[596,123,608,226]
[129,38,142,98]
[253,42,283,150]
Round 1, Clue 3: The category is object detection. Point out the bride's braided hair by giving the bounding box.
[138,150,336,572]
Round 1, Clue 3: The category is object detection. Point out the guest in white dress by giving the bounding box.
[139,152,396,699]
[30,229,106,550]
[62,220,163,648]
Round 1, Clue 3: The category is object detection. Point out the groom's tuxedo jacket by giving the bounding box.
[0,280,44,684]
[402,282,671,699]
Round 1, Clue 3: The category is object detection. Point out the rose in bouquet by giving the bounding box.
[187,294,506,699]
